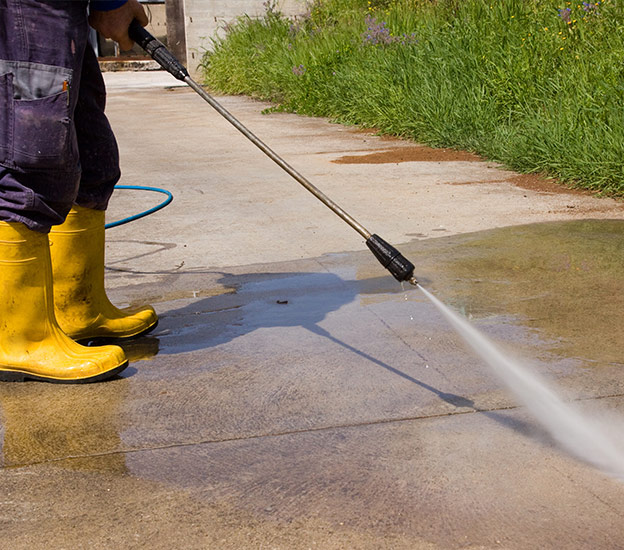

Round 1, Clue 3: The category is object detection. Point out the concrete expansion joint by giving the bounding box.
[3,393,623,472]
[2,404,522,471]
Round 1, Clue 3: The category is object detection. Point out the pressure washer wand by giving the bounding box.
[128,21,417,284]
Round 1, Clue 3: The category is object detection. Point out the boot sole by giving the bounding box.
[77,319,159,346]
[0,361,129,384]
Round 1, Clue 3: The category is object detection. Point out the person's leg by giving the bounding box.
[73,41,120,211]
[0,0,127,382]
[49,205,159,341]
[48,41,158,341]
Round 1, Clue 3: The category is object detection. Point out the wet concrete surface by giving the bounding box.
[2,220,624,549]
[1,73,624,549]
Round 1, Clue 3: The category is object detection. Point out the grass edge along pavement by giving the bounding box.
[202,0,624,197]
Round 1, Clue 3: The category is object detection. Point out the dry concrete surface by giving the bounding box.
[1,71,624,550]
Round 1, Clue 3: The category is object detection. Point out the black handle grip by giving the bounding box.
[128,19,189,81]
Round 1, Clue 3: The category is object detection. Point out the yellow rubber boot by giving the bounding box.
[0,222,128,383]
[49,205,158,341]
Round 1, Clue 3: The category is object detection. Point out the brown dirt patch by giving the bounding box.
[449,173,595,197]
[332,146,481,164]
[506,173,593,196]
[333,135,609,198]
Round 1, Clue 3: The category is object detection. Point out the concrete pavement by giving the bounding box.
[1,71,623,549]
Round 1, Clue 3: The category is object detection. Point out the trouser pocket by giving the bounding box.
[0,60,77,172]
[13,89,77,171]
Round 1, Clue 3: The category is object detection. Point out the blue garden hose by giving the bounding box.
[105,185,173,229]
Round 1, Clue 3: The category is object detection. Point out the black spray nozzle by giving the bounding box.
[366,234,416,284]
[128,20,189,81]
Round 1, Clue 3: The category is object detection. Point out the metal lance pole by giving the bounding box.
[128,21,417,284]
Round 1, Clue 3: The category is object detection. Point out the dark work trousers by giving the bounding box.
[0,0,120,233]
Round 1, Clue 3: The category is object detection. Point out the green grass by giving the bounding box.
[202,0,624,196]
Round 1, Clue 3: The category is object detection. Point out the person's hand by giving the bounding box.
[89,0,149,51]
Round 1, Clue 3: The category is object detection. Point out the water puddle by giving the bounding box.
[400,219,624,366]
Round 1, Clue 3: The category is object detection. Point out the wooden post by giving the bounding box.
[165,0,187,66]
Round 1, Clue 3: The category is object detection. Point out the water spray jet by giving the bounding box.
[418,284,624,481]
